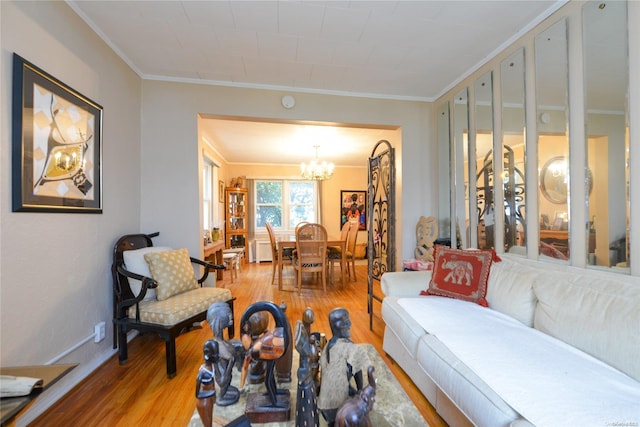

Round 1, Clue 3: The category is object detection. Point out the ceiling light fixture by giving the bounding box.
[301,145,334,180]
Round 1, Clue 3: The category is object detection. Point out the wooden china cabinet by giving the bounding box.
[225,187,248,258]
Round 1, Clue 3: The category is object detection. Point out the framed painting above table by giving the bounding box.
[340,190,366,230]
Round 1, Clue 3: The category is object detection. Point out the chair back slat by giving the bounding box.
[295,223,328,267]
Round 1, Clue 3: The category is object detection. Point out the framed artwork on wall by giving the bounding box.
[340,190,366,230]
[219,180,225,203]
[12,54,103,213]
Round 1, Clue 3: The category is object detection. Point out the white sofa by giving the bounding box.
[381,254,640,427]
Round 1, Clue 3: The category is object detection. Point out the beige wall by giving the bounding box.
[1,1,142,422]
[141,80,437,265]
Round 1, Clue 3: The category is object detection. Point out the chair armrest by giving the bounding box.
[117,265,158,290]
[380,271,431,297]
[115,265,158,320]
[190,257,225,285]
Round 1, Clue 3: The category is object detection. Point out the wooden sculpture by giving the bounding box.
[294,320,320,427]
[206,302,240,406]
[240,301,292,423]
[317,308,370,427]
[195,339,217,427]
[335,366,376,427]
[243,311,269,384]
[275,301,293,383]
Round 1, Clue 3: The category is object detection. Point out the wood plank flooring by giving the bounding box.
[32,262,447,427]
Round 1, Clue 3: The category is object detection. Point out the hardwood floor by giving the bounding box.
[33,262,447,427]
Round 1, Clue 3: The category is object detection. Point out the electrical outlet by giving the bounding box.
[94,321,106,343]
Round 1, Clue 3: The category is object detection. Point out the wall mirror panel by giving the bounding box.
[474,72,494,250]
[453,88,469,248]
[437,102,452,241]
[535,19,570,262]
[583,1,630,271]
[500,49,527,255]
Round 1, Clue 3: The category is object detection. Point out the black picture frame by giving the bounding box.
[12,54,103,213]
[340,190,366,231]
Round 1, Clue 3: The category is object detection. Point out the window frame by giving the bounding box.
[254,179,318,233]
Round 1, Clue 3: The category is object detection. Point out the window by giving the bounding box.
[255,180,317,230]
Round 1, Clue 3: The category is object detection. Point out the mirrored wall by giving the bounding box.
[453,88,469,248]
[437,1,633,274]
[536,19,571,262]
[583,1,629,269]
[500,49,527,255]
[474,72,494,250]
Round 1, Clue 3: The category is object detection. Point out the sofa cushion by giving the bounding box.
[416,334,520,427]
[381,271,432,297]
[381,295,427,357]
[144,248,198,301]
[127,287,232,326]
[485,256,539,327]
[533,270,640,382]
[123,246,172,301]
[425,245,494,306]
[399,296,640,426]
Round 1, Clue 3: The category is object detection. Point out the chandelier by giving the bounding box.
[300,145,334,180]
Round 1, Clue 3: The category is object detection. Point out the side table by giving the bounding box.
[1,364,76,426]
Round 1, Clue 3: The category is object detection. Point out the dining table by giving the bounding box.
[277,238,346,290]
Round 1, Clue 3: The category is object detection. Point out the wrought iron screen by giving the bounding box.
[367,140,395,330]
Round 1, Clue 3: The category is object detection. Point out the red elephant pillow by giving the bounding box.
[421,245,498,307]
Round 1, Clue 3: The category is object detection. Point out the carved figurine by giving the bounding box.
[275,301,293,383]
[240,301,292,423]
[243,311,269,384]
[302,307,324,392]
[335,366,376,427]
[206,302,240,406]
[294,320,320,427]
[317,308,370,427]
[195,340,217,427]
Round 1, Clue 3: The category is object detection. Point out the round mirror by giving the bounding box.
[540,156,592,204]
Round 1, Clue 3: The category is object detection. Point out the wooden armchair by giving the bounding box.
[111,232,235,378]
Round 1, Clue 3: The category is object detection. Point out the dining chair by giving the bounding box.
[344,219,359,281]
[265,222,292,285]
[292,223,328,293]
[328,221,352,283]
[295,221,309,236]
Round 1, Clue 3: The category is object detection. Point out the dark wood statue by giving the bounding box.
[240,301,292,423]
[294,320,320,427]
[275,300,293,383]
[335,366,376,427]
[206,302,240,406]
[302,307,324,392]
[243,311,269,384]
[317,308,370,427]
[195,339,217,427]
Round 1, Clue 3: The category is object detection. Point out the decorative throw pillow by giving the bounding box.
[144,248,198,301]
[422,245,498,307]
[122,246,173,301]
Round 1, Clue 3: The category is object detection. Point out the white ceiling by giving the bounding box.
[68,0,563,166]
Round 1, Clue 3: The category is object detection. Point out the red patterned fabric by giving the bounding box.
[421,245,496,307]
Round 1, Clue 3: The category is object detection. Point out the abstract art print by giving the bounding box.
[12,54,103,213]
